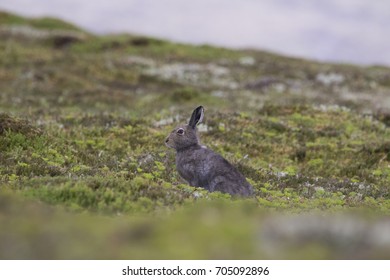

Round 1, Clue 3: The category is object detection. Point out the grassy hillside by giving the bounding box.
[0,11,389,259]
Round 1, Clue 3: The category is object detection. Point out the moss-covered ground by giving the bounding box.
[0,11,389,259]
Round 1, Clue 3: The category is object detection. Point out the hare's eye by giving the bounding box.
[177,128,184,135]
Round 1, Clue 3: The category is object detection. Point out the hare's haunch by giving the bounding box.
[165,106,253,196]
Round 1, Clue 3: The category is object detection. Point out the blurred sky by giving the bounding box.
[1,0,389,66]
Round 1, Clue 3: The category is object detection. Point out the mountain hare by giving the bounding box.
[165,106,253,196]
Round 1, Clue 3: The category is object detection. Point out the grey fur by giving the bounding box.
[165,106,254,196]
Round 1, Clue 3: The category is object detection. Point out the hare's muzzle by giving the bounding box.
[165,136,173,148]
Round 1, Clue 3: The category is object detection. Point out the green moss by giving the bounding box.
[29,17,82,31]
[0,11,82,32]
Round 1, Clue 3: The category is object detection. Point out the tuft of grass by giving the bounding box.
[0,113,42,136]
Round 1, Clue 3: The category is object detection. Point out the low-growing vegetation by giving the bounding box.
[0,11,389,259]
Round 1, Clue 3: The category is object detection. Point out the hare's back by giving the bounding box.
[197,148,253,194]
[177,146,253,196]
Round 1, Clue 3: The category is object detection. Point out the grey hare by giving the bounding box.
[165,106,254,196]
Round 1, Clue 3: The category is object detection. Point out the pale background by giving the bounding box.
[1,0,389,66]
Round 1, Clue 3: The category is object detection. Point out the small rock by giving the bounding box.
[239,56,256,66]
[316,72,345,86]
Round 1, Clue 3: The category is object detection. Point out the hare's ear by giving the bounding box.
[189,106,204,129]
